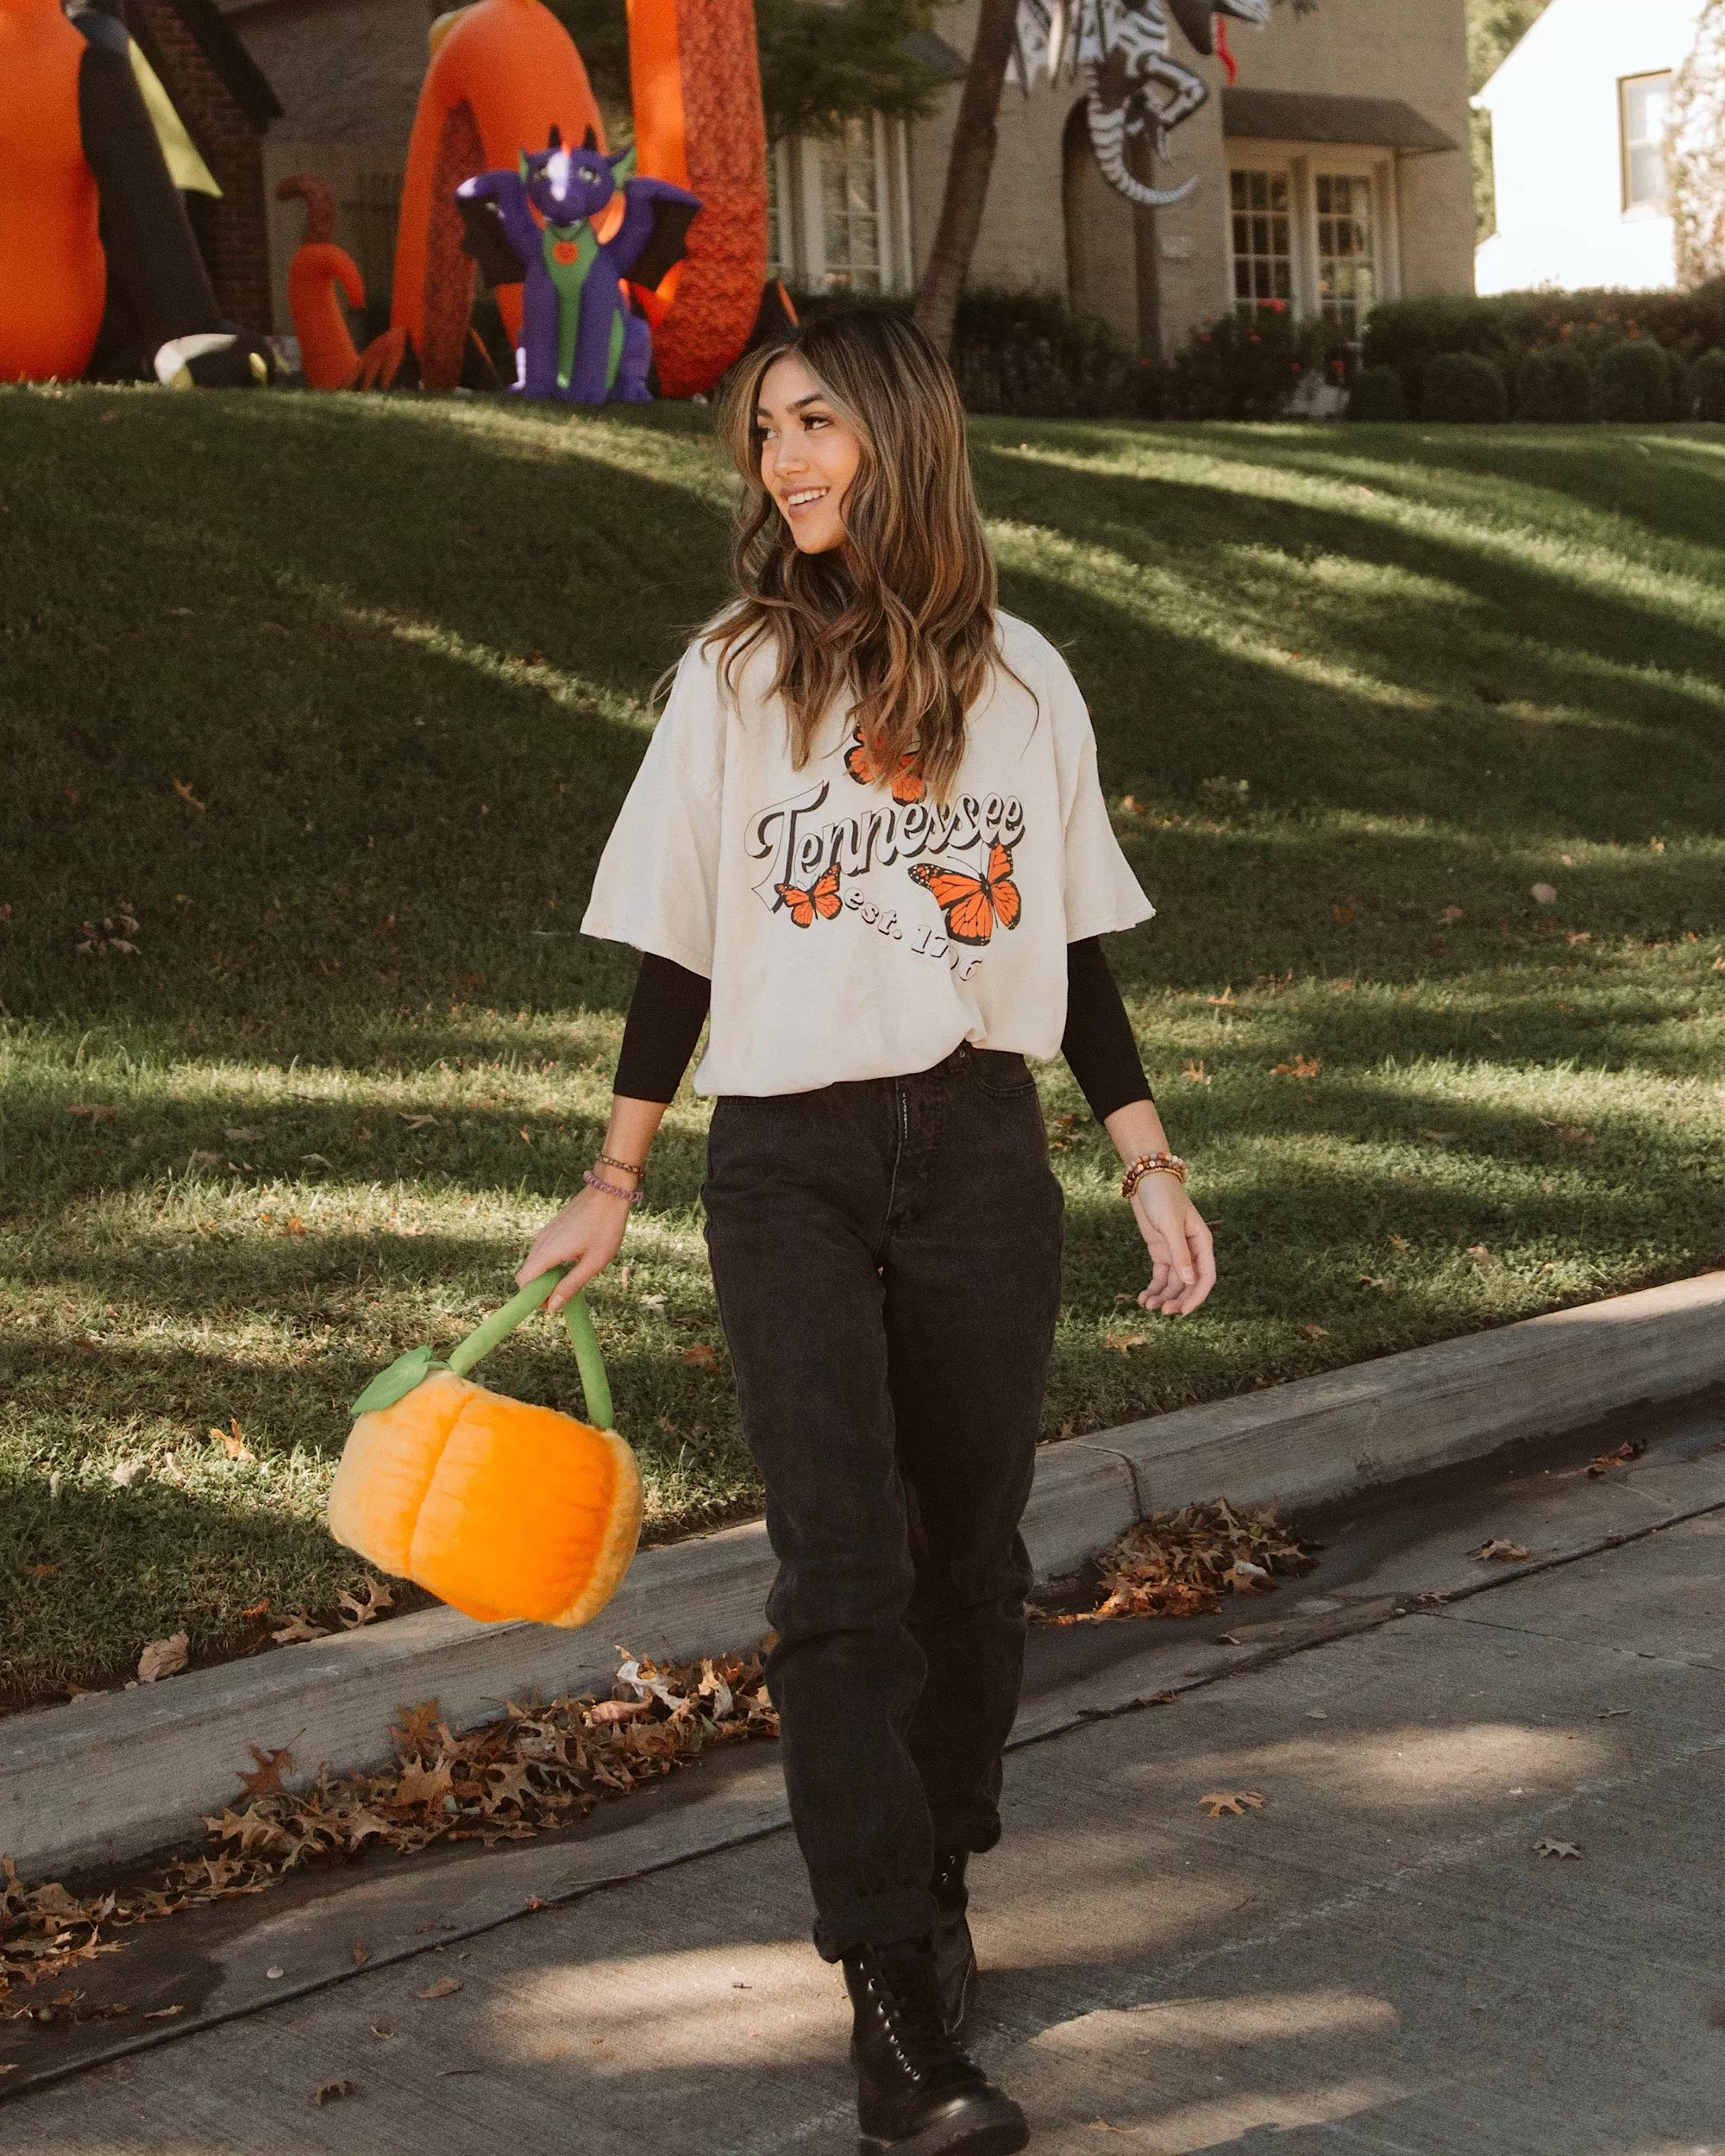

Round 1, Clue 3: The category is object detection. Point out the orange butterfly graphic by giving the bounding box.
[844,727,925,805]
[775,860,844,928]
[910,842,1021,946]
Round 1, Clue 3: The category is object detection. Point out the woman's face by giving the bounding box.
[756,354,862,555]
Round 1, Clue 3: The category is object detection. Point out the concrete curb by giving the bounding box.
[5,1270,1722,1882]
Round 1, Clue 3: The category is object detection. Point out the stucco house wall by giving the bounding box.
[1475,0,1704,295]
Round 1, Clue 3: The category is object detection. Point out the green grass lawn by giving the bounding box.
[3,387,1722,1707]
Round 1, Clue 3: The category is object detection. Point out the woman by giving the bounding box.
[518,308,1214,2156]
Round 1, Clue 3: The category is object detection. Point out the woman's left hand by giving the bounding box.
[1129,1176,1216,1316]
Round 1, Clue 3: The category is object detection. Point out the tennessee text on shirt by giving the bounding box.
[746,779,1026,899]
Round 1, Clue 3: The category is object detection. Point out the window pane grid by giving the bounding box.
[819,116,882,293]
[1315,172,1375,337]
[1228,168,1291,316]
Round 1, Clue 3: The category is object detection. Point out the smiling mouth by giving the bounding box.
[782,487,829,512]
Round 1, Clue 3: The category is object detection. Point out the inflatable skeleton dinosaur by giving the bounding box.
[1013,0,1270,208]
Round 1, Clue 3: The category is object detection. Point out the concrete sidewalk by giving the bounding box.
[11,1409,1725,2154]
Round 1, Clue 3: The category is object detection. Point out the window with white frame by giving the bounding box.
[1314,172,1375,337]
[1230,168,1293,310]
[1620,72,1672,213]
[766,114,913,296]
[1227,155,1391,335]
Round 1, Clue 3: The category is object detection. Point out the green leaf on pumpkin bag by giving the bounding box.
[350,1345,447,1417]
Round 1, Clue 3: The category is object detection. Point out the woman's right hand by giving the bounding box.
[516,1186,635,1313]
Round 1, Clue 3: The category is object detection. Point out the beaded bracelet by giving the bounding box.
[595,1151,647,1182]
[1120,1151,1189,1201]
[583,1168,644,1207]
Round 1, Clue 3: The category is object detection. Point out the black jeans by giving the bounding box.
[703,1044,1064,1961]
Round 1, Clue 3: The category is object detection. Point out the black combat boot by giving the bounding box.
[841,1935,1028,2155]
[931,1848,978,2042]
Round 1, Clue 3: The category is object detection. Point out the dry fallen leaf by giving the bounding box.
[270,1615,329,1645]
[211,1419,254,1463]
[398,1113,438,1131]
[236,1745,293,1801]
[1199,1790,1264,1817]
[1041,1501,1315,1627]
[351,1940,370,1968]
[1101,1332,1144,1355]
[1270,1054,1321,1078]
[141,2003,185,2019]
[1587,1439,1647,1476]
[1298,1324,1329,1339]
[587,1697,655,1726]
[338,1578,395,1629]
[1470,1539,1535,1563]
[137,1633,189,1684]
[311,2078,353,2106]
[1121,794,1149,815]
[172,779,207,812]
[1465,1244,1496,1267]
[1180,1058,1211,1084]
[394,1758,455,1808]
[1439,905,1465,924]
[415,1975,462,2000]
[3,1648,780,2002]
[1534,1839,1581,1859]
[681,1343,718,1371]
[1530,882,1558,906]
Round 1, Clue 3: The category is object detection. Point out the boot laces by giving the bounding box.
[864,1940,961,2076]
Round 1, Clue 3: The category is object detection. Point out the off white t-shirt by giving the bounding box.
[581,609,1153,1097]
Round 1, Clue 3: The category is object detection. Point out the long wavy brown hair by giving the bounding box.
[706,309,1000,803]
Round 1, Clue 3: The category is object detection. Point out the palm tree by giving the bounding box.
[912,0,1020,354]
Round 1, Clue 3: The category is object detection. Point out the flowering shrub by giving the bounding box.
[1144,302,1345,421]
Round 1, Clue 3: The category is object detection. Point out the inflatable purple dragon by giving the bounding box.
[457,128,699,403]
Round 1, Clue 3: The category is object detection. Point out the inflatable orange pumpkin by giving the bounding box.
[327,1270,641,1628]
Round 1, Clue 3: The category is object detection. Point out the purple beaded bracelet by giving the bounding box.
[583,1168,643,1207]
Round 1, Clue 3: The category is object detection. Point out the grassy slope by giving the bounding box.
[2,387,1722,1702]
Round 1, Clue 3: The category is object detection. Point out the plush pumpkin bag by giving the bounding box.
[327,1269,641,1628]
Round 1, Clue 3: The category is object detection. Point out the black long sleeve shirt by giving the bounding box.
[614,938,1152,1120]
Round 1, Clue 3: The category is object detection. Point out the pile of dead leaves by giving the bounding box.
[1037,1500,1317,1626]
[1,1651,776,2009]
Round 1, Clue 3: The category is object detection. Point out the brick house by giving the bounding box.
[124,0,282,329]
[227,0,1474,356]
[772,0,1476,354]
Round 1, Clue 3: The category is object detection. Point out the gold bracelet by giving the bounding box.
[1121,1151,1188,1200]
[595,1151,646,1183]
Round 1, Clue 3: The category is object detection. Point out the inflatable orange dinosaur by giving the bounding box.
[627,0,767,398]
[0,0,105,383]
[274,175,364,390]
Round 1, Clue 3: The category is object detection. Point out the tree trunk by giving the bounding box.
[913,0,1021,354]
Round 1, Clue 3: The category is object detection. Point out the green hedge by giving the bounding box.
[1361,279,1725,419]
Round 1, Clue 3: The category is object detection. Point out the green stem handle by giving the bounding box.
[446,1269,613,1431]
